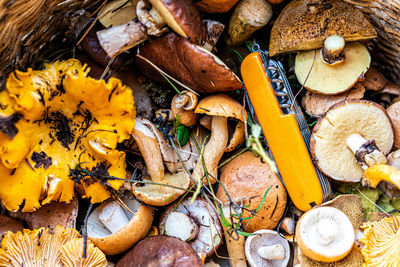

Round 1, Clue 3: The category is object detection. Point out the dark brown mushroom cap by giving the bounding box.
[136,32,242,93]
[116,235,203,267]
[269,0,377,56]
[149,0,206,44]
[0,215,23,242]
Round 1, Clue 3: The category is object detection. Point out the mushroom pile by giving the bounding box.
[2,0,400,266]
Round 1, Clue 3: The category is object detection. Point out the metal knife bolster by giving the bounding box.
[241,46,332,211]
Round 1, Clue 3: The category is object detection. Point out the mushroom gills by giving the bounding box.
[295,42,370,95]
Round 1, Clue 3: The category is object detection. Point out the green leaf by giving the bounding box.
[237,230,253,237]
[176,124,190,146]
[255,186,272,212]
[218,206,232,228]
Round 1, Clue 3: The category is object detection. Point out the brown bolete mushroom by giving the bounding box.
[87,196,154,255]
[136,32,243,93]
[131,118,190,206]
[227,0,273,46]
[0,225,107,266]
[296,207,355,262]
[302,83,365,117]
[193,94,245,184]
[311,100,393,182]
[195,0,239,13]
[360,216,400,267]
[0,215,23,242]
[245,229,290,267]
[216,151,286,267]
[116,235,203,267]
[9,197,78,232]
[269,0,377,56]
[97,0,206,58]
[159,196,223,257]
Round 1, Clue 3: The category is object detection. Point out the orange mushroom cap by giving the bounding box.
[0,59,135,211]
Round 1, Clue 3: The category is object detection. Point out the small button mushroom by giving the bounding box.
[362,68,387,91]
[87,197,154,255]
[310,100,393,182]
[296,207,355,262]
[172,91,199,127]
[227,0,273,46]
[245,230,290,267]
[193,94,245,184]
[116,235,203,267]
[269,0,377,57]
[159,196,223,258]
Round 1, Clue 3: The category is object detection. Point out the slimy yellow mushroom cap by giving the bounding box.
[0,59,135,212]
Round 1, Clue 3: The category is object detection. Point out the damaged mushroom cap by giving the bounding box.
[172,91,198,127]
[87,197,154,255]
[116,235,203,267]
[311,100,393,182]
[296,207,355,262]
[159,196,223,257]
[295,42,371,95]
[360,216,400,267]
[0,225,107,266]
[302,83,365,117]
[0,60,135,211]
[269,0,377,56]
[136,32,243,93]
[8,197,78,232]
[193,94,245,184]
[245,229,290,267]
[98,0,139,28]
[217,151,287,232]
[131,118,190,206]
[147,0,206,44]
[0,215,23,242]
[60,238,108,266]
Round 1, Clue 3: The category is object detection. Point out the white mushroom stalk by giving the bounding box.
[321,35,345,65]
[98,201,130,234]
[258,244,286,260]
[164,212,199,242]
[346,133,387,169]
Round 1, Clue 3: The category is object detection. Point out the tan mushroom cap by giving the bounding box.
[360,216,400,267]
[116,235,203,267]
[0,215,23,242]
[311,100,394,182]
[296,207,355,263]
[245,229,290,267]
[195,94,245,121]
[133,171,190,206]
[60,238,108,266]
[87,197,154,255]
[302,83,365,117]
[295,42,371,95]
[217,151,287,232]
[269,0,377,56]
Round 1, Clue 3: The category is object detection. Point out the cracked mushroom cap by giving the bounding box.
[311,100,393,182]
[0,225,107,266]
[216,151,287,232]
[159,196,223,257]
[269,0,377,56]
[148,0,206,44]
[116,235,203,267]
[0,60,135,211]
[136,32,242,93]
[87,197,154,255]
[360,216,400,267]
[296,207,355,262]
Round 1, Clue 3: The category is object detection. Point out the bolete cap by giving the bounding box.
[269,0,377,56]
[195,94,245,121]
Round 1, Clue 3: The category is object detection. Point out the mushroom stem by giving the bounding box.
[258,244,286,260]
[316,218,338,245]
[149,7,166,26]
[193,116,229,184]
[346,133,387,169]
[98,201,130,234]
[321,35,345,65]
[164,211,199,242]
